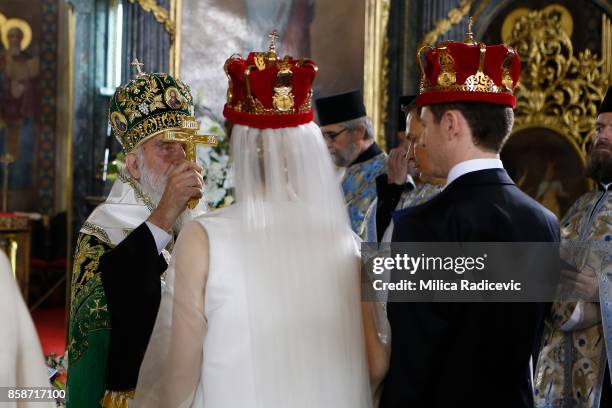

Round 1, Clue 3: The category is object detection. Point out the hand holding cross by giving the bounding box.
[163,117,218,209]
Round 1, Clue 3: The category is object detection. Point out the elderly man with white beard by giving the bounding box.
[66,64,208,408]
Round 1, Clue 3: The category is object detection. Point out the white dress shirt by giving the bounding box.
[444,158,504,190]
[145,221,172,254]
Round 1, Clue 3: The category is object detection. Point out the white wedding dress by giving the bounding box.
[135,204,372,408]
[189,207,258,407]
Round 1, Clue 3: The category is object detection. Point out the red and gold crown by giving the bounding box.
[416,19,521,108]
[223,32,318,129]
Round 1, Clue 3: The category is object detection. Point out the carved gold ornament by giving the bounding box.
[418,0,474,50]
[273,59,295,112]
[436,46,457,87]
[504,4,610,158]
[272,87,294,112]
[464,44,497,92]
[604,14,612,84]
[364,0,390,150]
[126,0,183,75]
[501,48,517,92]
[127,0,174,36]
[502,4,573,45]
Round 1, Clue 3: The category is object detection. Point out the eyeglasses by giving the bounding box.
[322,128,349,141]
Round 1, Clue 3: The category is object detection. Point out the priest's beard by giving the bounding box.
[586,140,612,184]
[137,158,197,235]
[330,143,360,168]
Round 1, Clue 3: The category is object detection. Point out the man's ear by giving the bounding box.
[125,152,141,180]
[442,110,464,142]
[355,124,367,141]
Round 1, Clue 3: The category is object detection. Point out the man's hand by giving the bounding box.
[387,147,409,185]
[560,266,600,302]
[148,161,203,231]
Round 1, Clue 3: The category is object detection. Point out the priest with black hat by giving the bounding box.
[315,90,387,241]
[534,85,612,408]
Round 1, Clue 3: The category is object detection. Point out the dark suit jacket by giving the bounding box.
[380,168,559,408]
[375,174,414,241]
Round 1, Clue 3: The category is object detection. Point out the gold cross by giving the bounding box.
[465,17,475,44]
[268,30,280,52]
[131,58,145,77]
[89,299,108,318]
[163,116,218,209]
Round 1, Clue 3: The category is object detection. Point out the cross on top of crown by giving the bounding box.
[131,58,146,78]
[268,30,279,52]
[465,17,475,44]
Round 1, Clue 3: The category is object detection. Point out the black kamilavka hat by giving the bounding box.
[315,90,367,126]
[599,86,612,114]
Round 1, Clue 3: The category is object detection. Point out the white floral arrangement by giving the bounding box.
[196,115,234,209]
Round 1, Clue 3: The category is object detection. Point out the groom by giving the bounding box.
[380,32,559,407]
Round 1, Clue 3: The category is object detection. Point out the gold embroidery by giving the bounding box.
[120,77,166,121]
[67,338,77,355]
[82,221,111,245]
[70,235,107,302]
[68,233,113,364]
[123,111,187,152]
[101,389,135,408]
[118,170,156,211]
[89,299,108,319]
[535,189,610,406]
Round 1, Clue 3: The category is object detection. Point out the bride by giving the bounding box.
[133,40,389,408]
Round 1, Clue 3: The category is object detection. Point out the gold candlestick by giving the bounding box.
[0,153,15,212]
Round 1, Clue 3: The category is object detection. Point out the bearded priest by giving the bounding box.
[66,62,208,408]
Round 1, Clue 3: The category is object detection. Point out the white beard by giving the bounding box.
[138,163,201,235]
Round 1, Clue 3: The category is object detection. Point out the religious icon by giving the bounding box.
[110,111,128,136]
[535,160,569,219]
[501,128,589,218]
[164,87,183,109]
[0,14,39,197]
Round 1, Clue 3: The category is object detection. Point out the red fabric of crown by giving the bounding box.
[223,41,317,129]
[416,32,521,108]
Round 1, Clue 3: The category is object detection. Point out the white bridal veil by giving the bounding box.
[134,122,373,407]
